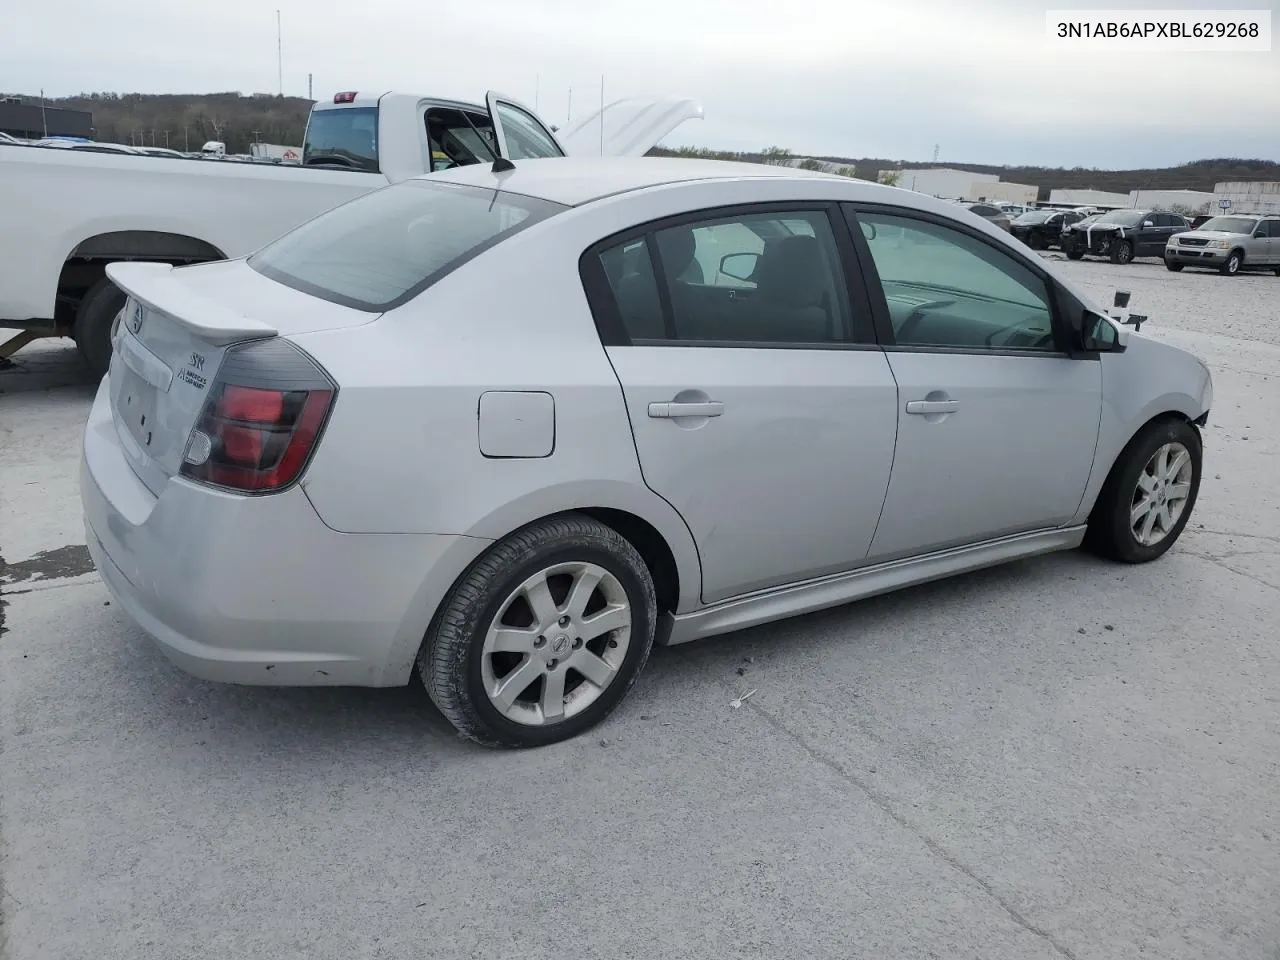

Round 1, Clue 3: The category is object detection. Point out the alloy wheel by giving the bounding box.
[480,561,632,726]
[1130,442,1194,547]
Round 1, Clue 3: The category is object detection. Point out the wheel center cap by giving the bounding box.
[550,634,570,655]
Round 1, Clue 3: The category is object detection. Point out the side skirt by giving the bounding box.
[659,526,1086,646]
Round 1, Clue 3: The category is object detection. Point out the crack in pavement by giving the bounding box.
[745,698,1081,960]
[1181,550,1280,593]
[0,545,94,588]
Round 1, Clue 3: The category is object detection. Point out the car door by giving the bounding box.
[1247,218,1274,263]
[582,204,900,604]
[843,203,1103,561]
[485,91,568,160]
[485,91,703,160]
[1263,219,1280,263]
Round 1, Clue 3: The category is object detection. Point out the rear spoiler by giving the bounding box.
[106,262,278,346]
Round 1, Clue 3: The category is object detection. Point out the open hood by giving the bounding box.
[555,97,704,158]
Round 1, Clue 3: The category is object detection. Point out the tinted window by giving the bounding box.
[1097,210,1146,228]
[494,102,564,160]
[1262,220,1280,238]
[969,205,998,217]
[303,107,379,172]
[249,181,564,311]
[598,210,853,344]
[857,212,1057,353]
[1014,211,1051,224]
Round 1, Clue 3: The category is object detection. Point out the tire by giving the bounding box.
[1272,266,1280,277]
[1085,417,1202,564]
[74,277,126,377]
[1110,239,1134,264]
[1027,234,1045,251]
[418,513,658,748]
[1165,260,1184,272]
[1066,249,1085,261]
[1219,250,1243,276]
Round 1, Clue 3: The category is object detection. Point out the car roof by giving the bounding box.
[419,156,838,207]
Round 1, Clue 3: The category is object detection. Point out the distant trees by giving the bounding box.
[38,92,313,153]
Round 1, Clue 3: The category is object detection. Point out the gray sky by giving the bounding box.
[5,0,1278,167]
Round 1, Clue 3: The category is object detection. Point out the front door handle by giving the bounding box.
[905,400,959,415]
[648,400,724,419]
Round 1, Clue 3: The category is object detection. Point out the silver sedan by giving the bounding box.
[82,154,1213,748]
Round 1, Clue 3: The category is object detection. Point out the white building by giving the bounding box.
[1127,189,1218,214]
[1213,181,1280,216]
[968,181,1038,204]
[887,167,998,200]
[1047,188,1131,209]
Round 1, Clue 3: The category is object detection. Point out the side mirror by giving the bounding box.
[1142,220,1154,228]
[1081,311,1122,352]
[719,252,759,282]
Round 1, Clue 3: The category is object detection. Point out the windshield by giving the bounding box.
[1096,210,1146,227]
[303,106,380,173]
[1014,211,1052,224]
[1197,216,1258,234]
[249,181,566,311]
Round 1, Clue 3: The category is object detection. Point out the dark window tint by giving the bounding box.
[857,211,1057,353]
[1255,219,1278,238]
[969,204,998,217]
[249,181,564,311]
[598,210,852,344]
[303,106,380,172]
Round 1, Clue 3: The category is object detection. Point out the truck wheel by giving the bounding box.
[1219,251,1243,276]
[75,277,126,377]
[1165,260,1184,272]
[1110,239,1134,264]
[1066,249,1085,261]
[1027,234,1045,250]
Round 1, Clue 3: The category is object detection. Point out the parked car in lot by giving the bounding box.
[81,156,1213,748]
[1164,214,1280,276]
[1061,209,1191,263]
[962,201,1012,231]
[1010,207,1087,249]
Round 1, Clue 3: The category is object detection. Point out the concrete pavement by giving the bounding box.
[2,262,1279,959]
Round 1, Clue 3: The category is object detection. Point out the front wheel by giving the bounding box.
[1085,418,1202,563]
[1027,234,1045,250]
[1066,249,1085,261]
[1165,260,1184,272]
[419,514,658,748]
[74,277,126,377]
[1111,239,1134,264]
[1219,251,1243,275]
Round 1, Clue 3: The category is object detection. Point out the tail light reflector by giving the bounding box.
[181,339,336,494]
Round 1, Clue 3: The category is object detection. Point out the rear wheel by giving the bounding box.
[1066,249,1085,261]
[1027,234,1045,250]
[1272,266,1280,277]
[1165,260,1184,272]
[418,514,658,748]
[1111,239,1134,264]
[1219,250,1243,275]
[74,277,125,378]
[1085,418,1202,564]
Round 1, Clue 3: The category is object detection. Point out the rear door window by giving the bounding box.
[426,107,498,170]
[303,107,380,172]
[248,181,565,311]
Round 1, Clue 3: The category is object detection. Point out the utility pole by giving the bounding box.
[184,127,189,151]
[932,143,940,163]
[276,10,283,96]
[308,73,313,100]
[39,89,48,137]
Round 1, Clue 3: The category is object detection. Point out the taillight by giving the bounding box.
[333,91,358,104]
[180,339,336,494]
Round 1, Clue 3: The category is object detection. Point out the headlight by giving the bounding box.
[1208,240,1231,249]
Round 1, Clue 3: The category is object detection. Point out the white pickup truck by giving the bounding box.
[0,89,701,374]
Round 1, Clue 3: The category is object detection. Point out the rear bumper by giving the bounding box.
[80,377,491,687]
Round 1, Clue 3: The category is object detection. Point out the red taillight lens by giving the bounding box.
[333,91,358,104]
[180,340,336,494]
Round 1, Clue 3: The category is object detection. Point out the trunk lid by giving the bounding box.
[104,260,371,495]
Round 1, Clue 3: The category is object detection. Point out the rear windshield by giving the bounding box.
[303,106,380,173]
[248,180,566,311]
[1014,211,1052,223]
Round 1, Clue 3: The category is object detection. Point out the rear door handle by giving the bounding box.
[905,400,959,415]
[648,401,724,419]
